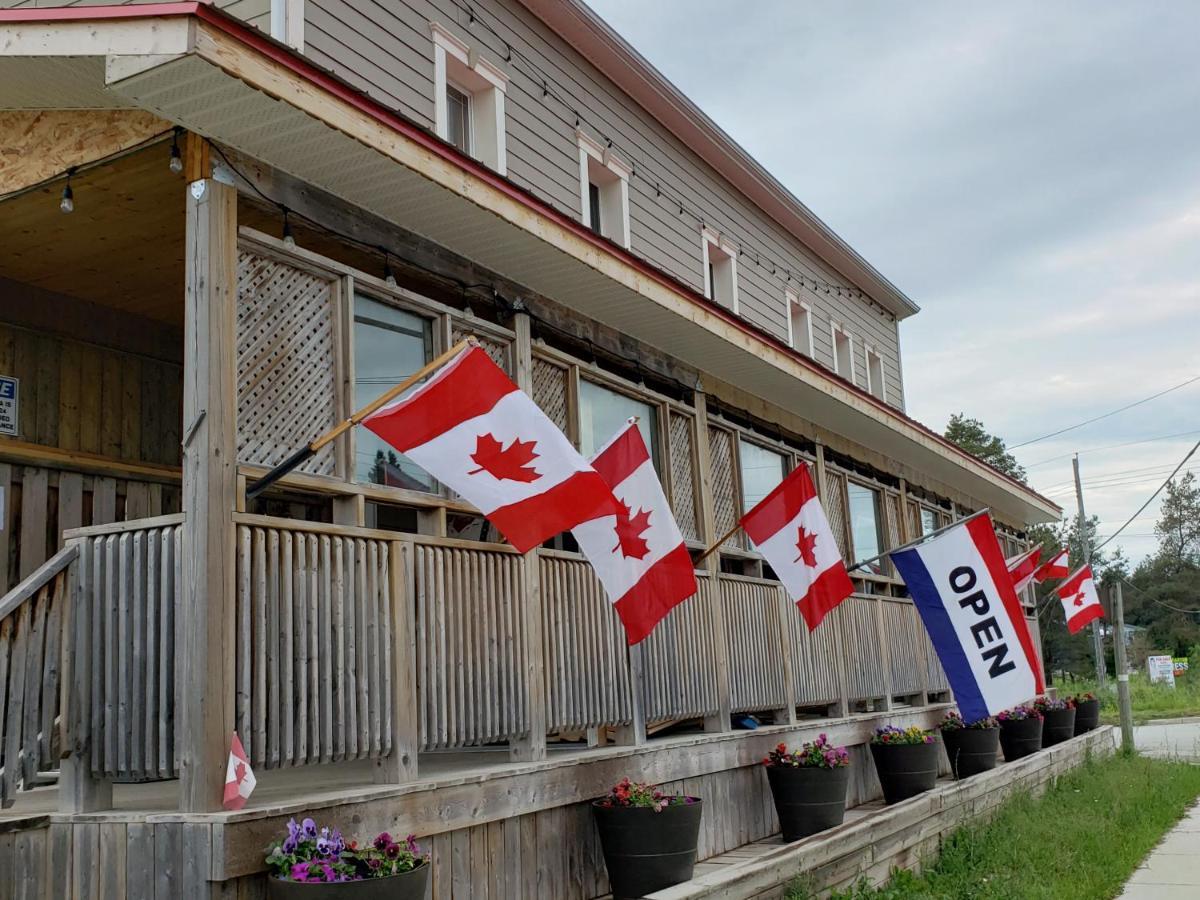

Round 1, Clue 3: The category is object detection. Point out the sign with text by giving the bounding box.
[0,375,17,437]
[1173,657,1189,678]
[1148,655,1176,686]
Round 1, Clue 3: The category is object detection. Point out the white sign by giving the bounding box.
[0,375,17,437]
[1148,655,1176,687]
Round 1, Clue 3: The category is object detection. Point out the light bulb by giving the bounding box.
[169,142,183,174]
[385,269,397,287]
[59,184,74,214]
[282,213,296,247]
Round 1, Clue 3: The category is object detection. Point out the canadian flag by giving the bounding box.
[1006,546,1043,595]
[1034,548,1070,583]
[1056,566,1105,634]
[740,464,854,630]
[572,422,698,644]
[223,732,256,810]
[363,346,618,552]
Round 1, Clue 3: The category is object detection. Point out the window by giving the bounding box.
[353,295,435,490]
[445,83,471,155]
[701,228,738,311]
[431,22,508,174]
[739,441,787,513]
[865,345,886,401]
[578,379,658,467]
[831,323,855,381]
[919,507,938,537]
[577,130,631,248]
[787,291,814,358]
[847,482,885,574]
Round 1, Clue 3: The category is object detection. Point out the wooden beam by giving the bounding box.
[0,109,171,196]
[178,175,238,813]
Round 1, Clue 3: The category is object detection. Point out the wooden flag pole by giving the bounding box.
[246,338,475,500]
[694,521,743,565]
[845,507,991,573]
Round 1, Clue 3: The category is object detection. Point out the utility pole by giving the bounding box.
[1073,454,1108,687]
[1111,581,1135,753]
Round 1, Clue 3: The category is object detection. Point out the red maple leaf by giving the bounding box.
[234,761,247,785]
[1068,590,1086,607]
[794,525,819,567]
[612,500,652,560]
[468,433,541,483]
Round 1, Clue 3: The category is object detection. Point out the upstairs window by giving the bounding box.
[787,291,814,358]
[831,323,855,381]
[702,228,738,311]
[577,130,631,248]
[739,440,787,513]
[578,379,659,469]
[431,22,508,174]
[865,345,886,401]
[919,507,938,536]
[848,482,885,575]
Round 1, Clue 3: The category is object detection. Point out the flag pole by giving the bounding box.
[845,507,992,573]
[694,522,743,565]
[246,338,475,500]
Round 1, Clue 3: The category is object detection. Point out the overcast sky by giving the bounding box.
[589,0,1200,564]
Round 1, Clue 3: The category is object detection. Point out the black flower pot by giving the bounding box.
[941,727,1000,779]
[1042,707,1077,747]
[765,764,850,841]
[267,862,429,900]
[1074,699,1100,734]
[869,741,939,805]
[999,717,1043,761]
[593,799,703,899]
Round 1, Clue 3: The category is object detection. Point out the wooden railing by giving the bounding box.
[720,575,790,715]
[641,575,720,724]
[0,544,76,807]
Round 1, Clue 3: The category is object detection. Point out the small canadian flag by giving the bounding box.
[572,421,698,644]
[740,464,854,630]
[1006,546,1043,595]
[1056,565,1105,634]
[1034,548,1070,583]
[223,732,256,810]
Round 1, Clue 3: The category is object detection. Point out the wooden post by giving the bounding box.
[612,643,647,746]
[178,171,239,813]
[814,442,849,717]
[774,588,799,725]
[692,389,732,732]
[375,541,419,782]
[510,313,547,761]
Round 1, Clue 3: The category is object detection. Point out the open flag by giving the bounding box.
[223,732,256,810]
[363,346,618,552]
[1006,546,1042,595]
[1034,548,1070,583]
[739,463,854,630]
[890,514,1044,721]
[572,421,698,644]
[1056,566,1105,634]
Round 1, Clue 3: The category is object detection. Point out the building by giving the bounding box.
[0,1,1062,895]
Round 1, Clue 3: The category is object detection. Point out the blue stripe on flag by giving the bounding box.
[891,546,989,722]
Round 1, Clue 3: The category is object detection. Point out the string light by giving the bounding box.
[382,249,397,286]
[169,129,184,174]
[281,208,295,247]
[59,168,75,214]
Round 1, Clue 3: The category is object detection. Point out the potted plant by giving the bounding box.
[997,705,1044,761]
[938,711,1000,779]
[1035,696,1077,747]
[265,818,430,899]
[869,725,939,804]
[593,778,702,899]
[761,735,851,841]
[1073,691,1101,734]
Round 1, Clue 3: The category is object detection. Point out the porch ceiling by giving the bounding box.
[0,7,1061,526]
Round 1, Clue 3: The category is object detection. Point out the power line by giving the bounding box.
[1007,374,1200,450]
[1094,437,1200,554]
[1023,429,1200,471]
[1120,577,1200,616]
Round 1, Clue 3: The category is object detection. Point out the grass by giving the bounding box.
[1061,673,1200,724]
[785,754,1200,900]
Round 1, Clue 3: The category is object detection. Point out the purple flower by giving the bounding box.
[385,842,401,859]
[405,834,420,854]
[301,818,317,838]
[282,835,297,855]
[374,832,393,851]
[315,837,333,857]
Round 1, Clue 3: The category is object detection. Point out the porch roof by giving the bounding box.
[0,3,1061,526]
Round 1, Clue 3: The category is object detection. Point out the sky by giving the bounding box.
[588,0,1200,564]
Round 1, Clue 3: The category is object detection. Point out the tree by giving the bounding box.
[1154,471,1200,568]
[943,414,1026,483]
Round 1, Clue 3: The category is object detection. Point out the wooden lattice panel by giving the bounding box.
[823,470,850,558]
[236,251,339,476]
[707,426,740,549]
[453,325,511,373]
[668,413,699,541]
[531,357,569,433]
[905,498,922,541]
[883,492,903,577]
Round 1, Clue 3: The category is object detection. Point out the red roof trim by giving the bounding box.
[0,2,1057,514]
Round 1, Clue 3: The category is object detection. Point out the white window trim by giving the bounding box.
[830,321,856,383]
[785,290,814,358]
[576,129,631,249]
[865,343,887,402]
[701,227,739,313]
[270,0,304,51]
[431,21,508,175]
